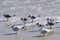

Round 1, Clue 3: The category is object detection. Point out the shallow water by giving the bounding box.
[0,21,60,40]
[0,0,60,40]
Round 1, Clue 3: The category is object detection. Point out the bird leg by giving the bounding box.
[50,25,52,29]
[7,18,9,22]
[42,33,46,37]
[15,31,17,35]
[32,19,34,23]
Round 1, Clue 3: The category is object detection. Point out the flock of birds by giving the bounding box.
[1,14,60,37]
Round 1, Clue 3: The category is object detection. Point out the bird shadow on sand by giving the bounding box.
[0,20,7,22]
[31,35,43,38]
[28,29,40,33]
[3,33,16,36]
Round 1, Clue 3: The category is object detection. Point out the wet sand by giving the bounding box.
[0,0,60,40]
[0,22,60,40]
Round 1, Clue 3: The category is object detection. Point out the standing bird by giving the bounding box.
[11,25,25,35]
[46,18,59,29]
[28,15,40,23]
[3,14,11,21]
[3,14,16,22]
[40,28,54,37]
[21,17,28,25]
[36,23,44,30]
[36,23,53,37]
